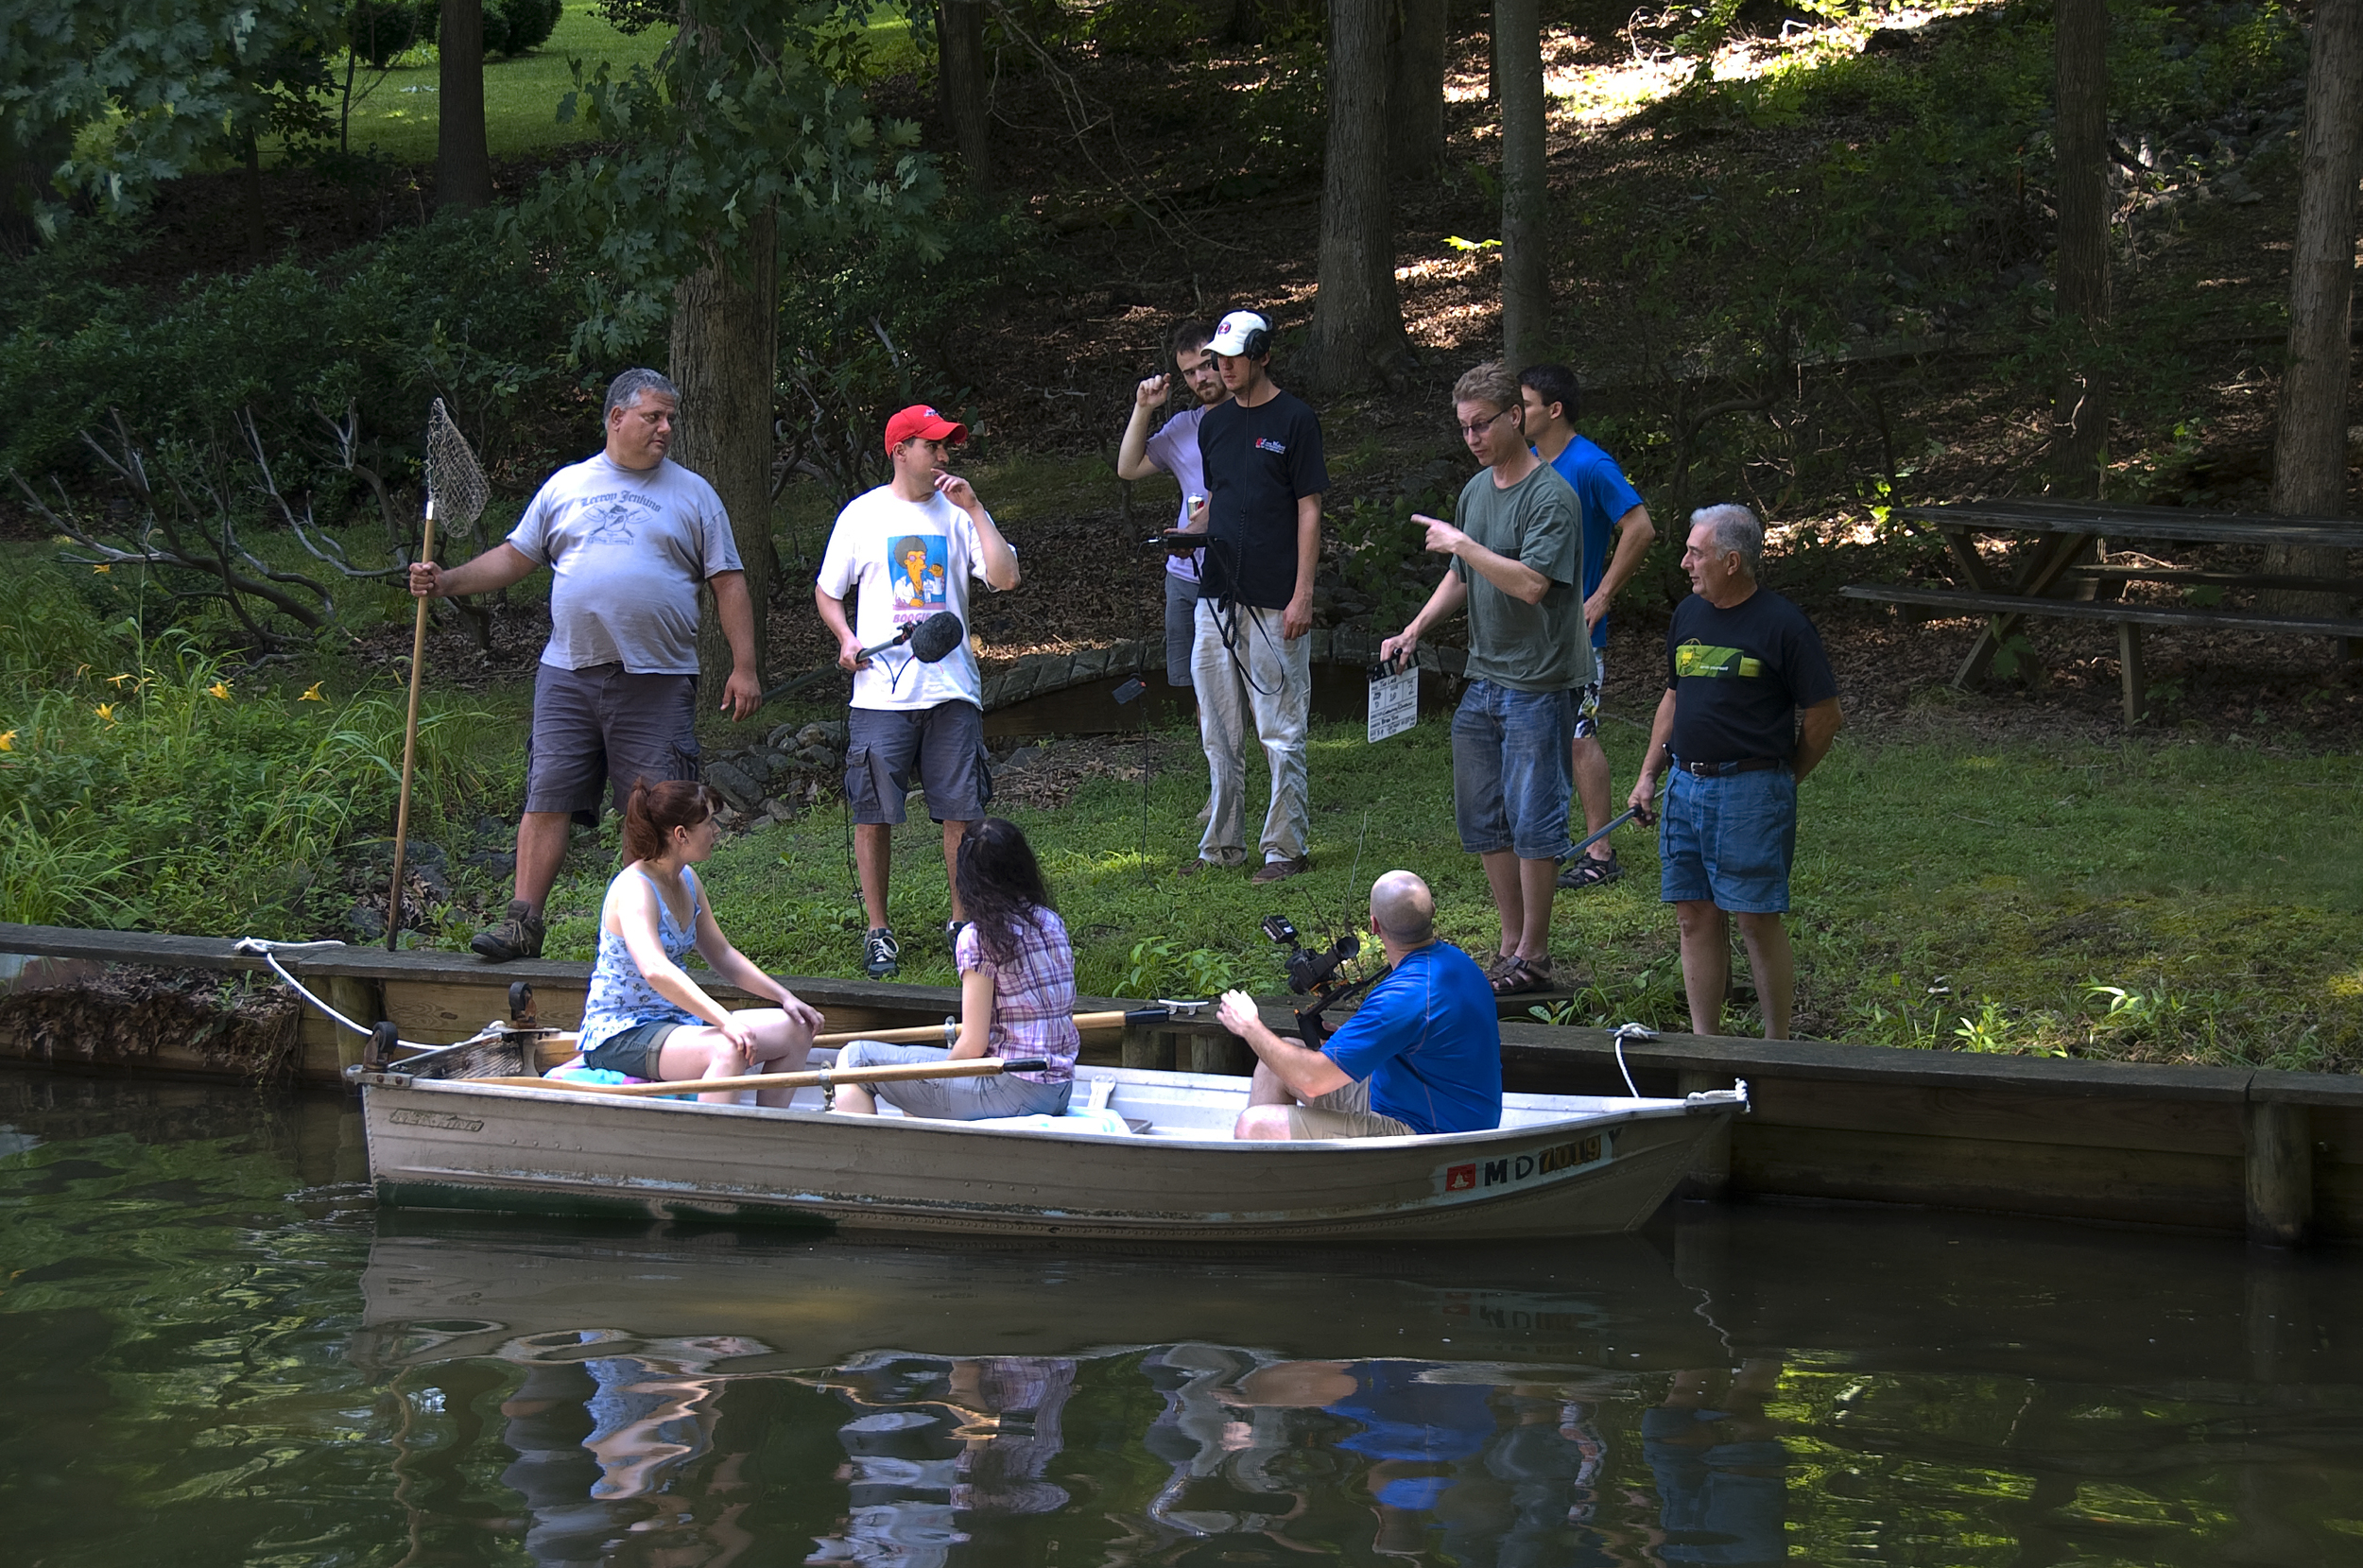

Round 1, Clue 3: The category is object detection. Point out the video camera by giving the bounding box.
[1260,914,1380,1049]
[1261,915,1360,996]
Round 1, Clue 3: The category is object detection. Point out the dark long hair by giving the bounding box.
[956,818,1055,966]
[623,778,719,863]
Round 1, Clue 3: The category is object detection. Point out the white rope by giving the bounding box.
[233,936,456,1057]
[1611,1022,1655,1099]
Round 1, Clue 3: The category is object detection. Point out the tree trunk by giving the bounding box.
[937,0,992,189]
[436,0,494,211]
[1305,0,1409,395]
[240,128,267,264]
[671,210,780,698]
[2260,0,2363,612]
[1496,0,1549,367]
[1387,0,1448,181]
[2048,0,2109,497]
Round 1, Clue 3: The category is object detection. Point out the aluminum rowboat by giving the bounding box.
[355,1063,1747,1241]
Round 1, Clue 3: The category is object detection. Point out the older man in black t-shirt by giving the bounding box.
[1182,310,1328,883]
[1629,504,1843,1040]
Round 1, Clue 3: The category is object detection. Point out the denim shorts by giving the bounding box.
[844,701,992,826]
[580,1019,682,1079]
[1450,681,1574,861]
[1658,765,1798,914]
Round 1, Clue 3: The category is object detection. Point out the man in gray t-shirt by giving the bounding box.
[1380,361,1585,997]
[409,368,757,961]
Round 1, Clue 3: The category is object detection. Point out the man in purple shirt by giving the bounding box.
[1116,319,1229,697]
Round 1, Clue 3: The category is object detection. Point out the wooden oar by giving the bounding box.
[527,1007,1169,1072]
[808,1008,1147,1050]
[470,1055,1051,1099]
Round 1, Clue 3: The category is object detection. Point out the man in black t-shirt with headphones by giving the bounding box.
[1182,309,1329,883]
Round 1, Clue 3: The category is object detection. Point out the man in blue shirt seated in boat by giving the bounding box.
[1214,870,1502,1139]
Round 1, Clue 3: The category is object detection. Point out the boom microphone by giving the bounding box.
[755,612,967,710]
[897,610,966,663]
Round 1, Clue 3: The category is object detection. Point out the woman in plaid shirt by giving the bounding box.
[834,818,1080,1119]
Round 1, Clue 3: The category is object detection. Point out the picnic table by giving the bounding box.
[1842,498,2363,724]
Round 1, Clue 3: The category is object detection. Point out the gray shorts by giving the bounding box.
[836,1042,1072,1119]
[1285,1076,1414,1140]
[1164,572,1199,688]
[526,663,699,825]
[845,701,992,826]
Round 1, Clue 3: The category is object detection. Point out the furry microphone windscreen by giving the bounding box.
[906,612,966,663]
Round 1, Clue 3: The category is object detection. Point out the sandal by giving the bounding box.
[1557,853,1624,891]
[1492,955,1555,996]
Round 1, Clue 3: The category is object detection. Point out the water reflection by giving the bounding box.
[8,1067,2363,1567]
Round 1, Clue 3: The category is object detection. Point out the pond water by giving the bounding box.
[5,1068,2362,1567]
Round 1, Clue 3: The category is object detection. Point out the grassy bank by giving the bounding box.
[0,551,525,935]
[527,710,2363,1075]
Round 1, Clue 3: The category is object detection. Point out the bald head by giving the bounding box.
[1370,870,1436,946]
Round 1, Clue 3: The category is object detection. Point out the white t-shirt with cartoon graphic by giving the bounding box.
[816,484,1003,712]
[506,453,744,676]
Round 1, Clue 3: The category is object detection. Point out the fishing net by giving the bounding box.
[423,398,489,534]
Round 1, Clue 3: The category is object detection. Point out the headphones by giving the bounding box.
[1241,321,1270,360]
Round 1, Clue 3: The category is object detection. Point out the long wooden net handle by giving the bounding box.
[387,507,438,952]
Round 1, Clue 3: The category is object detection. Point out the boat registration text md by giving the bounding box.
[1439,1133,1607,1196]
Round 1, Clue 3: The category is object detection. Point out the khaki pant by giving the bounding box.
[1285,1076,1414,1140]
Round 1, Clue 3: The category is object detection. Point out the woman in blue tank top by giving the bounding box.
[577,780,824,1103]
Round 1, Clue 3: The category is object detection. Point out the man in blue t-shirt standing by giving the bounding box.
[1519,364,1656,892]
[1630,505,1843,1040]
[1213,871,1502,1139]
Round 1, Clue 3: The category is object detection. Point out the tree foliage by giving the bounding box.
[519,0,942,360]
[2,0,344,225]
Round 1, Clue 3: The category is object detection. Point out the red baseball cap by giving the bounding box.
[884,405,967,453]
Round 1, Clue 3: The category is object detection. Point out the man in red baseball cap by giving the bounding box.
[816,405,1020,978]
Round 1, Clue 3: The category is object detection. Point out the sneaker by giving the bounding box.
[864,927,900,980]
[1556,853,1624,891]
[1250,854,1312,885]
[1177,852,1243,878]
[471,900,545,962]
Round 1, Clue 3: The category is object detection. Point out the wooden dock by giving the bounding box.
[4,922,2356,1246]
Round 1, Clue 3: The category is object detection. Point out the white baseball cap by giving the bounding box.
[1206,310,1270,356]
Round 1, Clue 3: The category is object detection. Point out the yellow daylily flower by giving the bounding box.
[94,703,116,722]
[93,563,112,575]
[0,731,15,751]
[106,673,134,687]
[300,681,326,701]
[206,681,232,700]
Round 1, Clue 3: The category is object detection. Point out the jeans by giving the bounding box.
[1190,597,1311,863]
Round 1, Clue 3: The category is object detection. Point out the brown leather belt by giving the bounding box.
[1674,756,1782,778]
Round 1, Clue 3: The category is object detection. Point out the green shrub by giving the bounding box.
[0,208,581,491]
[487,0,564,57]
[349,0,427,68]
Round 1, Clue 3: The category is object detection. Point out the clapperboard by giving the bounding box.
[1367,660,1418,743]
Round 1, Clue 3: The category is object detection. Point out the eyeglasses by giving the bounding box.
[1459,408,1515,439]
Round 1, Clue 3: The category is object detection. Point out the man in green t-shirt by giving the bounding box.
[1380,363,1587,996]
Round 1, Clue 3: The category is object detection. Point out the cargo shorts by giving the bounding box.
[524,663,699,826]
